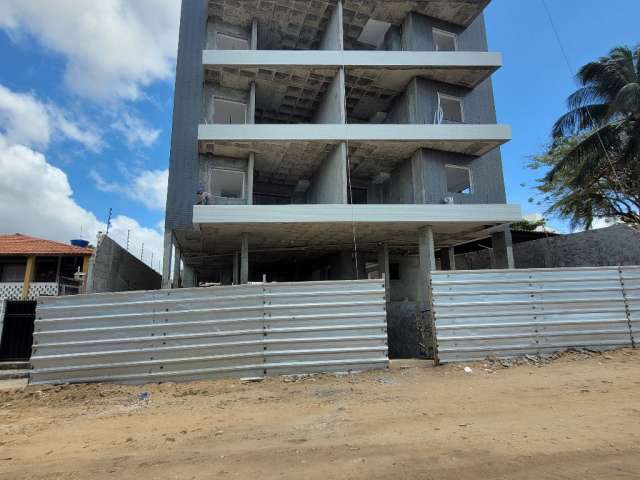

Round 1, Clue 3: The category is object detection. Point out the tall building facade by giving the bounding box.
[164,0,521,350]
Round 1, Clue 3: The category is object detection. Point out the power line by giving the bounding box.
[540,0,627,195]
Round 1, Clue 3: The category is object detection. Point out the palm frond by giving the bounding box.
[609,82,640,117]
[552,104,609,139]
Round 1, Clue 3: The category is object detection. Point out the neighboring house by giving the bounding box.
[163,0,521,355]
[0,234,93,301]
[0,234,93,361]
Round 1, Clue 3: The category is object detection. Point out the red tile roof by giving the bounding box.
[0,234,94,257]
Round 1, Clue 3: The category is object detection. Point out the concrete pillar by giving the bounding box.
[246,152,254,205]
[248,82,256,124]
[251,19,258,50]
[240,234,249,284]
[417,226,436,307]
[492,226,515,269]
[418,226,437,361]
[319,0,343,50]
[377,243,390,302]
[172,243,182,288]
[233,252,239,285]
[182,264,197,288]
[21,256,36,300]
[162,231,173,289]
[440,247,456,271]
[313,67,346,124]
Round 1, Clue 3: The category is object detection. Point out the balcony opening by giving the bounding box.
[211,169,245,200]
[213,98,247,124]
[437,93,464,124]
[216,33,249,50]
[433,28,458,52]
[445,165,472,195]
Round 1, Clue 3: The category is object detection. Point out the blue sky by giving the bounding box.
[0,0,637,266]
[485,0,640,230]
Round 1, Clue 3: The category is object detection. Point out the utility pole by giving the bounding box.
[126,230,130,251]
[141,243,145,261]
[105,208,113,235]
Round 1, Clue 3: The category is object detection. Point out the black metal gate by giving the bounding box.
[0,301,37,361]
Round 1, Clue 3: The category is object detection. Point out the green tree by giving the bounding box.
[533,46,640,229]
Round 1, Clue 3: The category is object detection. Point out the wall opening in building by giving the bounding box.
[213,98,247,124]
[211,169,245,199]
[433,28,458,51]
[216,33,249,50]
[445,164,472,194]
[438,93,464,123]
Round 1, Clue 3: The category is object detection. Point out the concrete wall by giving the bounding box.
[313,69,346,124]
[88,235,161,293]
[165,0,208,231]
[307,143,348,204]
[402,11,489,53]
[319,0,343,50]
[456,225,640,270]
[206,21,251,50]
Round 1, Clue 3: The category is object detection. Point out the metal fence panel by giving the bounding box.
[621,266,640,346]
[30,280,387,385]
[432,267,635,363]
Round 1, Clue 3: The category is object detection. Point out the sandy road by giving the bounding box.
[1,349,639,480]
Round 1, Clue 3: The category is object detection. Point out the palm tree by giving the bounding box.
[540,45,640,228]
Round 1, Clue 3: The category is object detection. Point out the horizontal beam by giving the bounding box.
[193,204,522,225]
[198,123,512,143]
[203,50,502,70]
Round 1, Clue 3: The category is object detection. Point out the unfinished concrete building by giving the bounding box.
[163,0,522,355]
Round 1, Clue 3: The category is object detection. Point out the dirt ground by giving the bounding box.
[1,349,639,480]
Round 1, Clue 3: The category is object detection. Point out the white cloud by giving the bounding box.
[0,134,164,271]
[0,84,103,152]
[91,168,168,211]
[112,113,161,148]
[0,0,181,101]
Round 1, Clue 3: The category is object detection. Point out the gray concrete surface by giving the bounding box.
[88,235,161,293]
[456,224,640,270]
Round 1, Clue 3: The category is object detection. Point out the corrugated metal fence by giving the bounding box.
[30,280,388,385]
[432,266,639,363]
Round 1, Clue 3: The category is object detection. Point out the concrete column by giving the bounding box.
[162,231,173,289]
[240,234,249,284]
[172,243,182,288]
[21,256,36,300]
[319,0,343,50]
[440,247,456,271]
[492,226,515,269]
[182,264,197,288]
[377,243,390,302]
[313,67,346,124]
[233,252,239,285]
[246,152,254,205]
[251,19,258,50]
[417,226,436,306]
[248,82,256,124]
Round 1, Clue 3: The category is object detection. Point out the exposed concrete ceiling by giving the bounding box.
[208,1,489,50]
[209,0,338,50]
[199,137,504,184]
[204,62,497,123]
[177,220,504,261]
[206,66,338,123]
